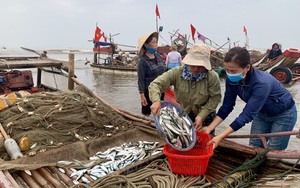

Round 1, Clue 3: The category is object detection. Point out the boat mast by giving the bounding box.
[243,26,250,49]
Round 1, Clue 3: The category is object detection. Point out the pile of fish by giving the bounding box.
[60,141,162,184]
[157,106,194,150]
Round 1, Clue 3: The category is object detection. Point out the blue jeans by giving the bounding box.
[249,104,297,150]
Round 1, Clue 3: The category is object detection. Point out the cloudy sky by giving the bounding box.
[1,0,299,52]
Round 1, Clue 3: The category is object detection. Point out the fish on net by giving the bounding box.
[0,90,133,160]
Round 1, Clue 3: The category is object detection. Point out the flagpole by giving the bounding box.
[156,16,159,33]
[245,35,249,49]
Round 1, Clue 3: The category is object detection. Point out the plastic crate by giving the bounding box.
[154,101,196,151]
[164,132,213,175]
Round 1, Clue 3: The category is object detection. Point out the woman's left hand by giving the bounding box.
[194,115,203,132]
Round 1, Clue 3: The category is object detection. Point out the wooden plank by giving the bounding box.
[0,61,63,69]
[0,170,14,188]
[47,166,75,187]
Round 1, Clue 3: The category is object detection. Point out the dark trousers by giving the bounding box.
[188,111,216,135]
[142,90,165,115]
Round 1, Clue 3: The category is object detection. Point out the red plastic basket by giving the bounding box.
[163,132,213,175]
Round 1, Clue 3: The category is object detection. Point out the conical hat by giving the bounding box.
[137,32,158,57]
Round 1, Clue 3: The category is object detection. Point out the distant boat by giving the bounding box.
[91,40,139,74]
[253,48,300,84]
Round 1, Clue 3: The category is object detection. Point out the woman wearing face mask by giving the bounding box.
[201,47,297,150]
[149,43,221,132]
[137,32,165,116]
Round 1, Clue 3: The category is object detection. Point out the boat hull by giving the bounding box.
[91,63,137,75]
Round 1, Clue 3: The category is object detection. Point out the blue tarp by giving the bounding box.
[95,42,111,47]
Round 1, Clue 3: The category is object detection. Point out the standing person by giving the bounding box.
[266,43,282,62]
[165,43,182,70]
[137,32,165,117]
[201,47,297,150]
[149,43,221,132]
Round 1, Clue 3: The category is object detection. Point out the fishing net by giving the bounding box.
[0,89,133,160]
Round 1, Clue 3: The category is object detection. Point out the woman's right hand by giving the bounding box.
[140,94,147,106]
[200,126,213,134]
[150,101,161,115]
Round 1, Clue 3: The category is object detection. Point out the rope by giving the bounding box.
[78,158,210,188]
[228,148,271,175]
[239,158,300,188]
[209,148,271,188]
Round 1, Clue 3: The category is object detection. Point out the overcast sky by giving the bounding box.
[1,0,299,52]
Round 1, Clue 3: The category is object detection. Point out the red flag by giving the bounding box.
[178,33,186,39]
[197,32,206,42]
[243,26,247,35]
[190,24,196,41]
[155,4,160,19]
[94,26,103,42]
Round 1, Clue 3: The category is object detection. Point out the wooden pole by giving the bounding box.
[109,33,114,65]
[68,53,74,90]
[226,130,300,139]
[156,16,158,33]
[37,68,42,87]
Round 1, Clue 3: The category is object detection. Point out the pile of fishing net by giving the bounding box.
[0,89,133,160]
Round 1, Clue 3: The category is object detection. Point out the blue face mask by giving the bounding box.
[145,46,157,54]
[226,69,245,82]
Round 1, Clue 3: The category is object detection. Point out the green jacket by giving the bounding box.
[149,66,221,120]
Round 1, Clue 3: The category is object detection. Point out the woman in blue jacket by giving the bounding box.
[201,47,297,150]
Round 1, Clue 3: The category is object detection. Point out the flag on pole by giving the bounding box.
[178,33,186,39]
[190,24,196,41]
[243,26,247,35]
[197,32,206,42]
[155,4,160,19]
[94,26,103,42]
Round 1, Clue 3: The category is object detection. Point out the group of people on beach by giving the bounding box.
[137,31,297,151]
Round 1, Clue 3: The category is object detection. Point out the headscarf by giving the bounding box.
[182,64,207,81]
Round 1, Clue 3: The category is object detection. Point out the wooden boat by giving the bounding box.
[90,36,226,76]
[252,48,300,84]
[91,39,140,74]
[90,63,137,75]
[93,41,114,54]
[0,52,300,187]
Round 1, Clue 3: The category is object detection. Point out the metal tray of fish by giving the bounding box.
[154,101,196,151]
